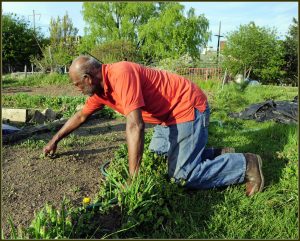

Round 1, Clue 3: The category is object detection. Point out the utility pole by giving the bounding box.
[28,10,41,33]
[214,21,224,67]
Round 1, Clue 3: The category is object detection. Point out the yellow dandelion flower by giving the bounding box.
[83,197,91,205]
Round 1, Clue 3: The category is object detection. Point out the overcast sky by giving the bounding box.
[2,1,298,49]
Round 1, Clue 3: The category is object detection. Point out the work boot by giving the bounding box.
[244,153,264,196]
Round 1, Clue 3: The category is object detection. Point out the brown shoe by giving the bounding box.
[244,153,264,196]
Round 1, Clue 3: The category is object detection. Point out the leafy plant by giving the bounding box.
[2,93,116,119]
[222,22,285,84]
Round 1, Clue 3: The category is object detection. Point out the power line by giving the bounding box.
[28,9,41,33]
[214,21,223,66]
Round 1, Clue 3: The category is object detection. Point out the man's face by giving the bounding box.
[73,75,97,97]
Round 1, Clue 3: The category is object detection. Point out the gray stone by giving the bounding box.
[42,108,57,121]
[30,110,46,124]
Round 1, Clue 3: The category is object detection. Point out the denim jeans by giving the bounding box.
[149,107,246,189]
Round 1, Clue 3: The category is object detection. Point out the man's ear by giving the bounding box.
[84,74,92,85]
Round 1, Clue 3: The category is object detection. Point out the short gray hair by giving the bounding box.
[72,55,102,77]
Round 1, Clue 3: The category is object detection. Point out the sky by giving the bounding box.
[2,1,298,49]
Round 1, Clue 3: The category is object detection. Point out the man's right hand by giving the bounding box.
[42,110,91,157]
[43,139,58,156]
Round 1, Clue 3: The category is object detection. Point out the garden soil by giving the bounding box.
[1,84,154,238]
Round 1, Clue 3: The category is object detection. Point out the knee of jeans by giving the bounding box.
[149,140,169,154]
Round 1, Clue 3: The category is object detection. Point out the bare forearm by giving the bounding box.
[52,111,87,144]
[126,123,144,177]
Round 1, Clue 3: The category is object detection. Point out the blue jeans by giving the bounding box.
[149,107,246,189]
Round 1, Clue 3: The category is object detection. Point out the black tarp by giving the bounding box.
[229,96,298,124]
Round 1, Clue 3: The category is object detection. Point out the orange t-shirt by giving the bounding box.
[82,61,207,126]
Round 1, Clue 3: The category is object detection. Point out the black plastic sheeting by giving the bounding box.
[229,96,298,124]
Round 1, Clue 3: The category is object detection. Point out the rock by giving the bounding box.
[29,110,46,124]
[2,108,28,122]
[42,108,57,121]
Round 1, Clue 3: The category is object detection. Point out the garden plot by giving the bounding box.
[2,117,128,238]
[1,81,298,239]
[1,84,128,238]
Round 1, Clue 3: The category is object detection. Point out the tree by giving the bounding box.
[31,12,79,72]
[222,22,285,84]
[80,2,210,64]
[139,4,210,63]
[2,13,46,73]
[282,18,298,86]
[91,40,142,63]
[81,2,156,47]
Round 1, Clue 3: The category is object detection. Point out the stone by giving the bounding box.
[2,108,28,122]
[29,110,46,124]
[42,108,57,121]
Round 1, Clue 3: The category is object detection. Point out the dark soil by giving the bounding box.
[1,84,154,238]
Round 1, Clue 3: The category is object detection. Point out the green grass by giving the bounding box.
[4,81,298,239]
[2,93,116,119]
[2,73,70,87]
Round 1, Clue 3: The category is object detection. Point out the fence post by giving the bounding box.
[205,69,208,81]
[31,64,34,74]
[222,69,227,89]
[24,65,27,78]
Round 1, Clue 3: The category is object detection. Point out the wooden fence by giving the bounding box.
[176,67,223,81]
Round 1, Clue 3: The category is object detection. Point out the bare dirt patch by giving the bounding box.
[1,84,155,238]
[1,118,128,237]
[2,83,81,96]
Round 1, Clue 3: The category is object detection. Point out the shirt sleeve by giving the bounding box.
[113,69,145,116]
[81,95,104,115]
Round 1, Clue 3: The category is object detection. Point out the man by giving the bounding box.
[44,55,264,196]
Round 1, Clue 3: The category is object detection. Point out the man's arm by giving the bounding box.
[43,110,91,155]
[126,108,145,177]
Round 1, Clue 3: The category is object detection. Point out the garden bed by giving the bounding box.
[1,117,128,238]
[1,81,298,239]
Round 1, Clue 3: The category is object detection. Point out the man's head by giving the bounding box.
[69,55,103,96]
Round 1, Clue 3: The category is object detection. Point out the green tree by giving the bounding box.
[80,2,210,64]
[91,40,142,63]
[2,13,45,73]
[282,18,298,86]
[222,22,285,84]
[32,12,79,72]
[81,2,156,49]
[139,4,210,63]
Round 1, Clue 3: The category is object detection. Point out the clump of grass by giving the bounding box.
[18,138,47,150]
[2,93,116,118]
[2,73,70,87]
